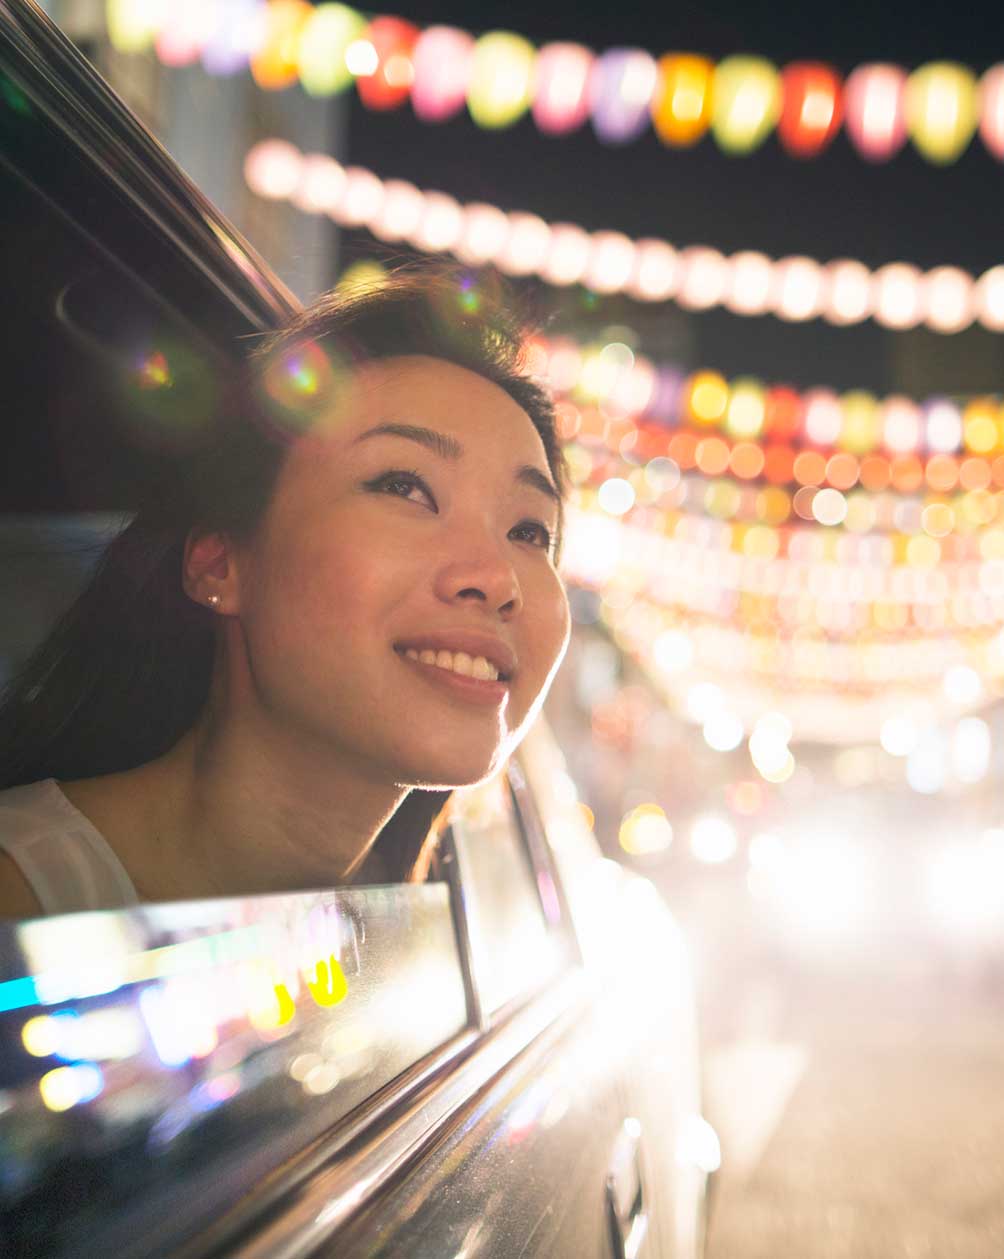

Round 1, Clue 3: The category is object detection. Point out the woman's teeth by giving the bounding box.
[404,647,500,681]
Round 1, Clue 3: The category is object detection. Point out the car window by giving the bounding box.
[448,773,562,1017]
[0,886,468,1259]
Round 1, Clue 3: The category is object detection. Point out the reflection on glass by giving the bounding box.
[450,774,557,1014]
[0,886,467,1259]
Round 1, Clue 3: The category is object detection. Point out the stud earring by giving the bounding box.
[207,594,221,608]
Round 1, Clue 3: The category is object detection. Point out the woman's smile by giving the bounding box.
[395,646,511,708]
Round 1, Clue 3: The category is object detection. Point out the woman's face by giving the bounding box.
[231,354,570,789]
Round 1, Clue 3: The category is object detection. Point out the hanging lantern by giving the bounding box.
[630,239,679,302]
[922,266,975,333]
[250,0,313,91]
[976,266,1004,331]
[905,62,978,164]
[823,258,874,325]
[923,398,963,453]
[978,65,1004,159]
[726,251,772,316]
[533,43,594,134]
[684,371,729,427]
[467,31,535,129]
[772,256,824,321]
[410,26,474,121]
[354,16,420,111]
[873,263,923,329]
[155,0,216,66]
[202,0,262,76]
[839,392,881,454]
[725,379,766,439]
[764,386,804,441]
[298,4,367,96]
[777,62,843,157]
[106,0,162,54]
[651,54,713,147]
[843,64,907,161]
[881,397,922,454]
[710,56,781,154]
[590,48,658,145]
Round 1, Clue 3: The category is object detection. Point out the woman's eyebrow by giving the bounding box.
[353,422,462,460]
[354,422,559,504]
[517,465,561,506]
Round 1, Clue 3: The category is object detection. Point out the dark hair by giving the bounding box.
[0,269,566,817]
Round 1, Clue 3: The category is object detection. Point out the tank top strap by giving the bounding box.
[0,780,140,915]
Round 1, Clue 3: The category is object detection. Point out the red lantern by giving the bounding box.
[778,62,843,157]
[764,386,804,441]
[355,16,420,111]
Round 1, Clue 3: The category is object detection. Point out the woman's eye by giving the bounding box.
[510,520,553,550]
[365,470,437,511]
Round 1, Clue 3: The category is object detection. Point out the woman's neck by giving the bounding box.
[61,712,407,903]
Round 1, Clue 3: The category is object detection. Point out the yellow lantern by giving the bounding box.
[724,377,766,438]
[106,0,160,53]
[905,62,978,164]
[962,398,1002,454]
[298,4,367,96]
[684,371,729,425]
[251,0,313,91]
[467,32,536,129]
[839,391,880,454]
[710,56,781,154]
[652,54,713,146]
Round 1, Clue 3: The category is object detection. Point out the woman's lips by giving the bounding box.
[395,648,510,707]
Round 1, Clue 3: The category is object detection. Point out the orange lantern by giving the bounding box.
[764,386,804,440]
[250,0,312,91]
[651,54,713,147]
[777,62,843,157]
[355,16,420,111]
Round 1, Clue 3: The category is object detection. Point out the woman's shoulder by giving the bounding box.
[0,778,70,834]
[0,780,68,917]
[0,777,140,918]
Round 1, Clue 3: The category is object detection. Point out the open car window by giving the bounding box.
[0,886,468,1259]
[448,773,565,1018]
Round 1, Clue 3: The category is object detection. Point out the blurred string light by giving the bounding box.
[578,590,1003,742]
[244,142,1004,333]
[690,815,738,863]
[528,335,1004,459]
[560,502,1004,626]
[618,803,674,856]
[111,4,1004,164]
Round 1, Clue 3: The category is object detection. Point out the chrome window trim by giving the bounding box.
[171,1024,480,1259]
[508,755,582,968]
[216,966,590,1259]
[440,825,486,1031]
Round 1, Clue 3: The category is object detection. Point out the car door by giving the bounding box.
[302,766,633,1259]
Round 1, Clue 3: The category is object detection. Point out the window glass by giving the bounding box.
[449,773,559,1016]
[0,886,468,1258]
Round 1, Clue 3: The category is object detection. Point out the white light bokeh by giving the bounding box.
[690,815,738,864]
[703,710,745,752]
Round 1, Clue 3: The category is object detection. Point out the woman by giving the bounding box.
[0,271,570,916]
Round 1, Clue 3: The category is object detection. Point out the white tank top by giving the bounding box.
[0,779,140,915]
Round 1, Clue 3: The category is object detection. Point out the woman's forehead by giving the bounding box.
[316,354,542,451]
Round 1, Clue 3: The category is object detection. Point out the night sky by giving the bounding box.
[341,0,1004,396]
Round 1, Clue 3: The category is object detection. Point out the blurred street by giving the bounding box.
[698,955,1004,1258]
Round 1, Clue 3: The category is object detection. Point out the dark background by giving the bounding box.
[339,0,1004,395]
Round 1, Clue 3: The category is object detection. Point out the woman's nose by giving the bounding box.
[433,537,523,617]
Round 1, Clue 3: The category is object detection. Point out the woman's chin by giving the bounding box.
[396,747,507,793]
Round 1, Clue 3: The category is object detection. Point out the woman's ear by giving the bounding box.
[182,529,242,614]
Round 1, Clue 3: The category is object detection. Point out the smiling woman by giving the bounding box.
[0,269,570,916]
